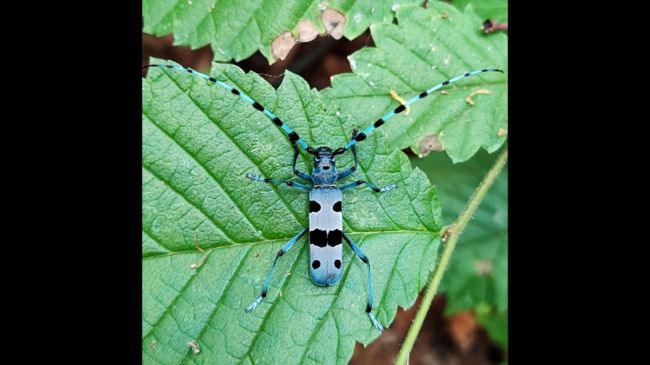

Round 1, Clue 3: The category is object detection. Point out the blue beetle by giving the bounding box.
[244,138,394,331]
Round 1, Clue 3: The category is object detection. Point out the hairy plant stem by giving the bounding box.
[394,147,508,365]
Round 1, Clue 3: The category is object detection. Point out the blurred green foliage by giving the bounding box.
[411,147,507,352]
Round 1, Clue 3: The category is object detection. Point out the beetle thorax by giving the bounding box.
[312,147,337,185]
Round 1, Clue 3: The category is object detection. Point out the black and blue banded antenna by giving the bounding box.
[331,68,504,155]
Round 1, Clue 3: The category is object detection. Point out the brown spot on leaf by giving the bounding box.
[418,134,444,157]
[440,90,449,95]
[390,90,410,115]
[272,32,296,61]
[297,20,319,42]
[497,128,508,137]
[466,88,491,106]
[322,9,346,40]
[441,226,454,243]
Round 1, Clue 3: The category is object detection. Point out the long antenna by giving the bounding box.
[143,63,313,152]
[334,68,504,154]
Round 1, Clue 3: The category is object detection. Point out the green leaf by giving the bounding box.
[142,59,442,364]
[321,3,508,163]
[142,0,423,64]
[452,0,508,22]
[411,149,507,333]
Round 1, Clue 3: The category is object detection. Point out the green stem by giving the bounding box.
[394,147,508,365]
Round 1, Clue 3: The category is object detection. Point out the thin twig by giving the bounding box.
[394,147,508,365]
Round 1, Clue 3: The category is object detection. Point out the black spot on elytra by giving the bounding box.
[482,69,488,72]
[354,133,367,142]
[334,259,341,269]
[327,229,342,247]
[309,201,321,213]
[443,80,450,85]
[252,101,264,111]
[312,260,321,269]
[333,201,342,212]
[394,104,406,113]
[208,77,217,82]
[310,229,327,247]
[366,304,372,313]
[419,91,428,98]
[272,117,283,126]
[286,181,294,186]
[465,72,470,77]
[186,68,193,73]
[166,65,174,68]
[231,88,240,95]
[288,132,299,142]
[374,119,385,128]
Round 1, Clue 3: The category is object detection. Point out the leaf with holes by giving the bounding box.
[142,0,422,64]
[142,59,442,364]
[412,149,507,341]
[321,3,507,163]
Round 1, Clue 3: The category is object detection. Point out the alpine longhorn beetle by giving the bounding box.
[143,63,503,331]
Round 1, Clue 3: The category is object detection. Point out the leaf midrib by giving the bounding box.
[142,229,437,260]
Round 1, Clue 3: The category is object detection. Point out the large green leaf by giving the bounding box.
[321,3,508,163]
[452,0,508,22]
[142,60,442,364]
[411,149,507,344]
[142,0,423,64]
